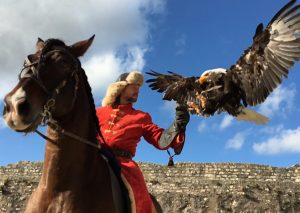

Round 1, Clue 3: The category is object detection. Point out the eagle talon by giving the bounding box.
[187,101,201,115]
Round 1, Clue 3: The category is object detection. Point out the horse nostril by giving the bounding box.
[17,100,30,117]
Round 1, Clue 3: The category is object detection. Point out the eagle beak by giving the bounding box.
[198,75,209,85]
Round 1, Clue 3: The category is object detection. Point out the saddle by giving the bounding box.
[99,148,132,213]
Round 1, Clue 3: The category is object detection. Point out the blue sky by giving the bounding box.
[0,0,299,167]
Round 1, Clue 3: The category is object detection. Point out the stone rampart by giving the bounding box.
[1,161,300,212]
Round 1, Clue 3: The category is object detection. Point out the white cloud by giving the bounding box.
[175,34,186,55]
[197,121,207,132]
[0,117,7,129]
[253,126,300,155]
[225,132,246,150]
[220,115,234,130]
[160,100,176,116]
[259,124,284,135]
[258,85,296,118]
[83,53,121,97]
[83,46,146,101]
[0,0,166,100]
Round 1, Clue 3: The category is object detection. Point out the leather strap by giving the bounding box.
[112,149,133,159]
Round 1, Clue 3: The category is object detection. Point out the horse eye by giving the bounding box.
[59,58,72,69]
[60,57,70,64]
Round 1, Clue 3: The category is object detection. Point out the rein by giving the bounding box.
[35,123,101,150]
[20,46,103,150]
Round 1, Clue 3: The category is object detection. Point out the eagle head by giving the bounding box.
[198,68,227,85]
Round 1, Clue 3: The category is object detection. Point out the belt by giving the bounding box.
[112,149,133,159]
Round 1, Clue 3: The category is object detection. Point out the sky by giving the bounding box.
[0,0,299,168]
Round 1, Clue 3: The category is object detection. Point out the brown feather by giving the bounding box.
[146,1,300,124]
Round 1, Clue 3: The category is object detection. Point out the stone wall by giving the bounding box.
[1,161,300,212]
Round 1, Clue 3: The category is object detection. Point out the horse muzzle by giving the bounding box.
[3,90,41,132]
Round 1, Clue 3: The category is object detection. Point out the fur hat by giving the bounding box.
[102,71,144,107]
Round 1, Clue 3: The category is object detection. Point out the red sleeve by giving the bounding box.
[142,113,185,150]
[95,107,108,148]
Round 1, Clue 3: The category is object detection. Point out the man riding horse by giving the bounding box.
[96,71,190,213]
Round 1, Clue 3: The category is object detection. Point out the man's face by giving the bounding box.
[120,84,140,104]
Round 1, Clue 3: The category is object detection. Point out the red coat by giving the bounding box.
[96,104,184,213]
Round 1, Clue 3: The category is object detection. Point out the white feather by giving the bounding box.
[201,68,226,77]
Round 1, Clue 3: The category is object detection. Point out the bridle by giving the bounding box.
[19,44,102,150]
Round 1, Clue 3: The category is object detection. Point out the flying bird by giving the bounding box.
[146,0,300,125]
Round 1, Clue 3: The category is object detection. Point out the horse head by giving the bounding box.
[3,35,95,133]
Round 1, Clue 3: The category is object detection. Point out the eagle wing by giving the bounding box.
[146,70,199,105]
[227,0,300,106]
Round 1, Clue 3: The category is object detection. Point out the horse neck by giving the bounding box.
[40,75,104,187]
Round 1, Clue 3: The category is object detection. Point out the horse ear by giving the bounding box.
[36,38,45,52]
[69,35,95,57]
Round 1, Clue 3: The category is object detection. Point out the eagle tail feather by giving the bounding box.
[236,107,269,125]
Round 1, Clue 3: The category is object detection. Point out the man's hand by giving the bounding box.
[175,104,190,130]
[158,103,190,155]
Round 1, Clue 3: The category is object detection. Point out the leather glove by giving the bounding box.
[174,104,190,131]
[158,104,190,150]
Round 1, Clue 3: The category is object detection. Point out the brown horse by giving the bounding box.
[2,36,127,212]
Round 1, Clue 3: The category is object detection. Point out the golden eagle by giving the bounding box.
[146,0,300,125]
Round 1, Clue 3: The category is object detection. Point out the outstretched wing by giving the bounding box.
[227,0,300,106]
[146,70,199,104]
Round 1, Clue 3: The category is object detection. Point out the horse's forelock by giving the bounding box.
[42,39,66,54]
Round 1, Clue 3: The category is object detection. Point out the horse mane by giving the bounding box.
[79,67,101,139]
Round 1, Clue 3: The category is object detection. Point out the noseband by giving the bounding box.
[19,44,102,150]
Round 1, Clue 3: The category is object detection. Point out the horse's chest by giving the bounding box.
[46,192,74,212]
[26,190,78,213]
